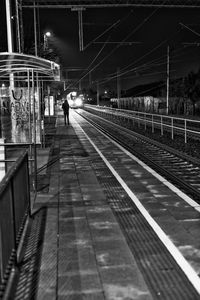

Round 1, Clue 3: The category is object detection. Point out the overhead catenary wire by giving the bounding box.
[98,44,195,85]
[121,69,177,80]
[69,0,197,91]
[66,9,135,89]
[66,38,197,89]
[97,35,197,86]
[68,5,162,90]
[66,36,111,90]
[106,28,183,80]
[71,1,186,89]
[83,9,135,51]
[83,19,121,50]
[180,22,200,38]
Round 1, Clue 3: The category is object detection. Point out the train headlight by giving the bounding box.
[75,97,83,106]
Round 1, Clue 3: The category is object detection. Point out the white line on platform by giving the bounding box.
[73,114,200,295]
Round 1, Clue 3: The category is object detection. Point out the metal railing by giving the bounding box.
[0,150,30,291]
[0,142,37,193]
[85,105,200,143]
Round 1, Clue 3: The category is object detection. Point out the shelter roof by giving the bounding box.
[0,52,60,81]
[21,0,200,8]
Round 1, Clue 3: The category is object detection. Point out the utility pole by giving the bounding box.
[5,0,14,93]
[15,0,21,52]
[18,0,24,52]
[117,67,121,99]
[78,9,84,51]
[97,81,99,106]
[33,1,38,56]
[71,7,85,51]
[166,45,170,115]
[6,0,13,53]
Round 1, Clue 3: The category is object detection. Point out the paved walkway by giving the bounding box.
[33,112,152,300]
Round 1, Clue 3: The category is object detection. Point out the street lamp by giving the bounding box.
[44,31,51,51]
[1,84,6,97]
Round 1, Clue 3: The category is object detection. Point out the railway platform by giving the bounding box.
[11,109,200,299]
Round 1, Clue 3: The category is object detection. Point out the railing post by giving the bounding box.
[0,138,6,181]
[185,119,187,143]
[10,178,18,267]
[171,117,174,140]
[161,116,163,136]
[0,229,2,283]
[152,115,154,133]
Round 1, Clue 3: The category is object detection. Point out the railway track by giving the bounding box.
[85,105,200,144]
[77,108,200,203]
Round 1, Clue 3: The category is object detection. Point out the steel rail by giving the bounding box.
[77,109,200,202]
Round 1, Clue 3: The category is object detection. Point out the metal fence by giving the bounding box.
[0,150,30,289]
[86,105,200,143]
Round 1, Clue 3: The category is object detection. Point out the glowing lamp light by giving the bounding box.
[45,31,51,37]
[1,83,6,96]
[71,91,77,97]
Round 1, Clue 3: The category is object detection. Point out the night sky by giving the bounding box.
[1,3,200,92]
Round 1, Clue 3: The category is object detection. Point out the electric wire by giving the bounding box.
[69,3,163,89]
[69,0,198,92]
[98,40,197,86]
[66,9,135,89]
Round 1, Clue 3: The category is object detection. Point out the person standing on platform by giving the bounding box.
[62,99,70,125]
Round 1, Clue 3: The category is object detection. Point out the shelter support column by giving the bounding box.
[0,139,6,181]
[28,69,33,181]
[41,80,45,148]
[32,69,37,191]
[47,85,50,121]
[6,0,14,97]
[36,73,42,148]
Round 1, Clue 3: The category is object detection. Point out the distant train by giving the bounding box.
[67,91,84,109]
[110,96,197,115]
[68,96,84,109]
